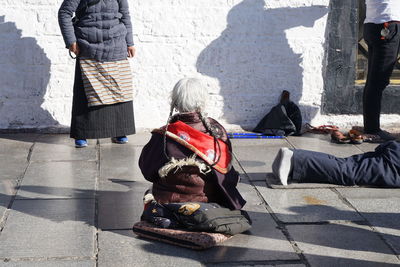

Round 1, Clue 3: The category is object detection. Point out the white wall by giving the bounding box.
[0,0,398,132]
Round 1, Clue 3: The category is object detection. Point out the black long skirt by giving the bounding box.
[70,61,136,139]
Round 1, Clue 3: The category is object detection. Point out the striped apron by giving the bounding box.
[79,58,133,107]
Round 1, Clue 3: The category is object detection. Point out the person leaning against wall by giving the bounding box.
[362,0,400,142]
[58,0,136,148]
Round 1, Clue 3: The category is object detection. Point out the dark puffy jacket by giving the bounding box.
[58,0,134,62]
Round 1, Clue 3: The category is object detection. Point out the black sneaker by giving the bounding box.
[376,130,396,141]
[364,130,396,143]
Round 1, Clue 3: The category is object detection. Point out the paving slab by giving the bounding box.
[34,134,76,145]
[232,139,290,182]
[30,135,97,162]
[98,230,202,267]
[30,143,97,162]
[198,180,299,264]
[265,172,353,189]
[0,157,28,182]
[230,138,289,147]
[356,142,379,153]
[0,260,95,267]
[0,137,31,181]
[336,187,400,199]
[16,161,97,199]
[206,264,304,267]
[99,143,145,182]
[0,134,40,143]
[0,179,16,225]
[98,133,151,146]
[337,188,400,256]
[0,197,10,226]
[98,179,151,230]
[256,185,362,223]
[287,223,400,266]
[0,199,95,259]
[287,134,363,157]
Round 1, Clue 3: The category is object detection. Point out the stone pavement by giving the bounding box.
[0,133,399,267]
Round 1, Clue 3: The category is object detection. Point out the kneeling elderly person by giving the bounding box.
[139,78,246,210]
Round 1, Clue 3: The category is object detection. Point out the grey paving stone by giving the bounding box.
[0,260,95,267]
[287,134,363,157]
[199,180,299,263]
[287,223,400,266]
[233,140,290,182]
[0,157,28,182]
[98,133,151,146]
[98,230,202,267]
[0,180,15,225]
[30,142,97,162]
[206,264,304,267]
[16,161,97,199]
[265,172,351,189]
[336,187,400,199]
[231,138,289,147]
[0,134,40,143]
[34,134,75,145]
[0,137,31,181]
[0,198,9,226]
[256,185,362,223]
[99,143,145,182]
[98,179,151,230]
[357,142,379,153]
[0,179,17,198]
[0,199,95,258]
[337,188,400,256]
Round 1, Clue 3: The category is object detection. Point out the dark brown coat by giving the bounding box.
[139,112,246,210]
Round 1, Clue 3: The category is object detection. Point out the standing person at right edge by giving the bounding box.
[362,0,400,141]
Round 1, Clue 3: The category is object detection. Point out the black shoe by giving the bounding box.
[376,130,396,141]
[364,130,396,143]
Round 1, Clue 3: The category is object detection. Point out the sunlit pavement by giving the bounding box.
[0,133,399,266]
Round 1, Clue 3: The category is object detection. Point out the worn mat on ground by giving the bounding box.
[132,221,231,250]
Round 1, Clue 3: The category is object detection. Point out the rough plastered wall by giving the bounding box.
[0,0,397,132]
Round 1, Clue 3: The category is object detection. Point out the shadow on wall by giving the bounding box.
[0,16,58,129]
[196,0,327,129]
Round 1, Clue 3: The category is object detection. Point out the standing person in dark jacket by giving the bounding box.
[139,78,246,210]
[272,141,400,187]
[362,0,400,142]
[58,0,136,147]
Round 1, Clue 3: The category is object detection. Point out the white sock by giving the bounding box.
[272,148,293,186]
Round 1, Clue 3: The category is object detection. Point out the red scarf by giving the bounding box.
[155,121,231,174]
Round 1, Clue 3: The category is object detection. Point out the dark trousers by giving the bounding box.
[363,23,400,133]
[291,141,400,187]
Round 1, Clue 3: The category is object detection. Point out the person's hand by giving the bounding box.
[69,42,80,56]
[127,46,136,58]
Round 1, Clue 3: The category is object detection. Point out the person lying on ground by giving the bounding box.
[272,141,400,187]
[138,78,246,210]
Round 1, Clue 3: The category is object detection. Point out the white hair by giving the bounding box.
[170,78,208,113]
